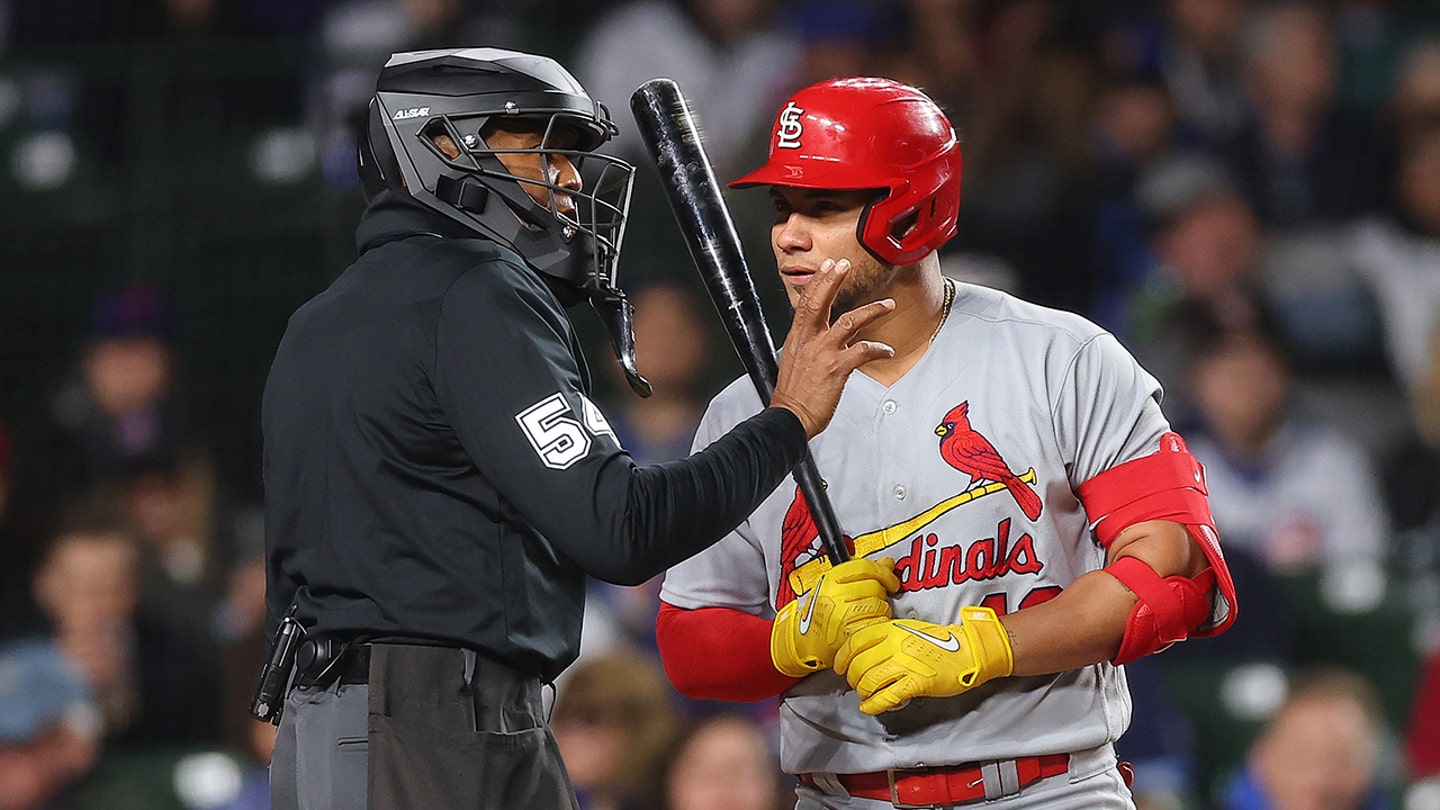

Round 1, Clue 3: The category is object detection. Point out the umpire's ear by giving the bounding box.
[432,134,462,160]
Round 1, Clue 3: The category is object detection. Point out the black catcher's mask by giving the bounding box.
[358,48,650,396]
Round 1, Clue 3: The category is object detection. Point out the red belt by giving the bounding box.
[799,754,1070,807]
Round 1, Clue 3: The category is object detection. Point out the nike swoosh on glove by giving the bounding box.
[834,607,1013,715]
[771,557,900,678]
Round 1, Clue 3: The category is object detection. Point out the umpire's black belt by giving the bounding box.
[294,639,371,687]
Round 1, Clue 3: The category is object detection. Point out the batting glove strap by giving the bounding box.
[770,557,900,678]
[957,606,1014,684]
[771,598,826,677]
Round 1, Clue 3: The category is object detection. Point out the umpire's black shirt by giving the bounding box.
[263,191,806,681]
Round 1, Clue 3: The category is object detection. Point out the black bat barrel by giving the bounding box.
[630,77,850,564]
[629,79,778,397]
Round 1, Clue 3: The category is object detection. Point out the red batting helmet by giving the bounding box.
[730,77,962,265]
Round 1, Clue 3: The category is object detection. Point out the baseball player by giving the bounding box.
[656,78,1238,809]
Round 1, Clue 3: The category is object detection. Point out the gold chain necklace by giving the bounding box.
[929,278,955,345]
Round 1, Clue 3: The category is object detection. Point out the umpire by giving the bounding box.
[261,48,893,809]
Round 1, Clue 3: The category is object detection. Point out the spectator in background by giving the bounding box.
[1093,76,1182,215]
[606,282,714,466]
[1089,77,1182,329]
[32,524,143,739]
[1389,38,1440,151]
[212,573,277,810]
[1114,656,1201,810]
[788,0,908,91]
[1184,315,1389,601]
[1333,0,1437,116]
[11,286,201,535]
[1350,128,1440,398]
[583,282,717,664]
[1221,666,1389,810]
[1103,0,1250,147]
[1390,327,1440,528]
[1164,0,1252,143]
[109,449,232,643]
[937,0,1102,312]
[1129,145,1380,377]
[309,0,527,190]
[662,713,787,810]
[571,0,802,282]
[0,639,102,810]
[214,552,267,648]
[208,716,278,810]
[1126,153,1267,407]
[574,0,800,178]
[10,285,237,645]
[552,647,684,810]
[30,520,219,748]
[1378,329,1440,648]
[1222,2,1389,230]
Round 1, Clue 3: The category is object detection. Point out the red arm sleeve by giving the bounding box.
[656,601,801,702]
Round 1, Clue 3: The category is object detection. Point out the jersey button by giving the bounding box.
[893,485,906,500]
[882,400,897,415]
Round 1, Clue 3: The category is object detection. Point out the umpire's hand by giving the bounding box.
[771,258,895,437]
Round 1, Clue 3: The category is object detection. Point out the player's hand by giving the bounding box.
[834,607,1013,715]
[771,259,896,438]
[771,556,901,677]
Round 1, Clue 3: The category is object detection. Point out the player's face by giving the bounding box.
[769,186,894,314]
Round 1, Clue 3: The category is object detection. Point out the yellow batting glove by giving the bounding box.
[771,557,900,678]
[834,607,1013,715]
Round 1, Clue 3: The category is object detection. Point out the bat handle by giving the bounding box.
[794,454,850,563]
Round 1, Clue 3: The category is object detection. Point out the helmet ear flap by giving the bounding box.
[857,151,962,265]
[857,190,928,266]
[435,174,490,212]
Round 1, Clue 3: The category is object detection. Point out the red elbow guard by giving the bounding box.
[1079,432,1238,650]
[1106,556,1215,664]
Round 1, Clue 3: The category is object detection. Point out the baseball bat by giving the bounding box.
[630,77,850,565]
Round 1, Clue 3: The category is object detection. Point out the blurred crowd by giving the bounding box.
[2,0,1440,808]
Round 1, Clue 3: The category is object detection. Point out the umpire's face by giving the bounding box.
[769,186,896,315]
[434,122,583,216]
[485,123,583,216]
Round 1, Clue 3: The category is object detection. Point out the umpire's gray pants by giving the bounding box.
[271,678,369,809]
[269,642,579,810]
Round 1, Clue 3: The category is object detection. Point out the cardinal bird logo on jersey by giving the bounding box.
[935,401,1043,521]
[776,488,853,608]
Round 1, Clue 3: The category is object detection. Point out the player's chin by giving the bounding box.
[830,291,866,320]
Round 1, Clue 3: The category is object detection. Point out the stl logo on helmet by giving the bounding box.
[776,102,805,149]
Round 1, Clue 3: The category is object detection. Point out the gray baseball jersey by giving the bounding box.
[661,282,1171,775]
